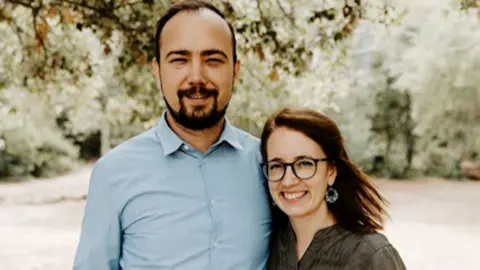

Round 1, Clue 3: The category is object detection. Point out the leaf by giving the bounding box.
[35,37,43,55]
[61,8,76,24]
[255,44,265,61]
[104,44,111,56]
[46,7,58,18]
[36,22,49,44]
[269,69,278,81]
[0,4,13,22]
[135,50,148,65]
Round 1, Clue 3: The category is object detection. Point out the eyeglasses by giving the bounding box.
[261,157,329,182]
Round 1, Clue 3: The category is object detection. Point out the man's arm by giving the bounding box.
[73,162,122,270]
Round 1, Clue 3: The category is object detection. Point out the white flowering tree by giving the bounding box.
[388,0,480,177]
[1,0,477,179]
[0,0,362,177]
[341,0,480,177]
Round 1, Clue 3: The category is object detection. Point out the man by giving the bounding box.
[73,1,272,269]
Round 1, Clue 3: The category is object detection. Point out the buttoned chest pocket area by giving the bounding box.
[119,174,212,266]
[201,155,272,256]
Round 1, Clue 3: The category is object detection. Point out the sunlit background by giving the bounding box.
[1,0,479,269]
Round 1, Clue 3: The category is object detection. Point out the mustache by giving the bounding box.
[177,86,218,99]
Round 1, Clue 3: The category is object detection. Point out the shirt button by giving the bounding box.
[183,145,189,150]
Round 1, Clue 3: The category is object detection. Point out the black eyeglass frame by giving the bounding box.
[261,157,330,182]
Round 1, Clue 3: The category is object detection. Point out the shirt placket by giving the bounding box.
[198,155,222,268]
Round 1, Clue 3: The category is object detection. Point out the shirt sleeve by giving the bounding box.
[73,162,122,270]
[366,244,407,270]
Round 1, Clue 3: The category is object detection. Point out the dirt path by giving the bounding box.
[0,166,479,270]
[376,178,480,270]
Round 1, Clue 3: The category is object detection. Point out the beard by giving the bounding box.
[164,85,229,131]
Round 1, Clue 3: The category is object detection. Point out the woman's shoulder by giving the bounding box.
[349,232,406,269]
[357,232,393,252]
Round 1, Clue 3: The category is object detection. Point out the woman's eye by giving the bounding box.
[298,160,314,167]
[269,164,282,170]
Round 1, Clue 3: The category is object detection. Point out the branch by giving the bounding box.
[7,19,25,47]
[244,62,269,90]
[114,0,145,9]
[274,0,296,28]
[5,0,36,9]
[5,0,50,59]
[57,0,98,11]
[256,0,264,19]
[56,0,140,33]
[32,3,49,58]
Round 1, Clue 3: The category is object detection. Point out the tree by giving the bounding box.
[0,0,363,177]
[344,0,480,178]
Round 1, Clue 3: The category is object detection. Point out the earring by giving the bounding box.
[325,186,339,203]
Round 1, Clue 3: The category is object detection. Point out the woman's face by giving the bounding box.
[265,127,337,219]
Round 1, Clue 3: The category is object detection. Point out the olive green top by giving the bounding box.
[267,222,406,270]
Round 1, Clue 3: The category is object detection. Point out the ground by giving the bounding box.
[0,165,479,270]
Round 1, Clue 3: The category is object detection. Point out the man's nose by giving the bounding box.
[187,58,206,86]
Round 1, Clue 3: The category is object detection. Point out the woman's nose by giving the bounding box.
[281,166,300,187]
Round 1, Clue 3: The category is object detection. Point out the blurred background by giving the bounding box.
[0,0,479,269]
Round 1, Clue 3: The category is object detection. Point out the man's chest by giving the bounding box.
[117,159,271,267]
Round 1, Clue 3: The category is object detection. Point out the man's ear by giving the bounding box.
[152,58,160,79]
[152,58,161,90]
[233,59,241,81]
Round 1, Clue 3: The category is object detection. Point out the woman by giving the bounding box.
[260,107,406,270]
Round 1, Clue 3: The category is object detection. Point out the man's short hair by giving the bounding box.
[155,0,237,64]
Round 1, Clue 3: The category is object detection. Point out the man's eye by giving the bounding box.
[171,58,187,63]
[207,58,223,63]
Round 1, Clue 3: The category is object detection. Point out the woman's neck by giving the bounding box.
[289,203,336,261]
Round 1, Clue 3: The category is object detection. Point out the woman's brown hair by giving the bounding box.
[260,107,388,234]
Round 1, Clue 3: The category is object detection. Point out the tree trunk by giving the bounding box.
[99,94,111,156]
[403,92,415,176]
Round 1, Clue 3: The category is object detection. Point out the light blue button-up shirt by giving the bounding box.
[73,112,272,270]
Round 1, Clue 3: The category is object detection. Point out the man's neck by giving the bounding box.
[165,112,225,153]
[289,202,336,261]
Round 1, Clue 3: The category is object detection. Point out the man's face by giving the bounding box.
[153,9,240,130]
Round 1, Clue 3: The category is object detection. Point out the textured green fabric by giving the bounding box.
[268,222,406,270]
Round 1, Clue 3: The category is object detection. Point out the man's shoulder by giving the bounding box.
[104,128,157,157]
[231,125,260,149]
[92,128,162,178]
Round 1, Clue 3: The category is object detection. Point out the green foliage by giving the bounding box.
[343,0,480,178]
[0,0,478,180]
[1,0,358,178]
[367,85,415,178]
[0,88,79,178]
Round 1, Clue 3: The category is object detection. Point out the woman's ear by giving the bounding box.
[327,163,337,186]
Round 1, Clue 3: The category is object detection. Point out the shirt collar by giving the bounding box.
[155,111,243,156]
[155,112,184,156]
[214,116,244,151]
